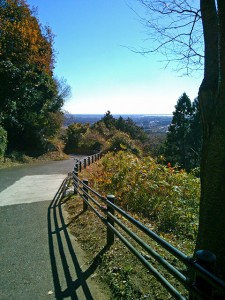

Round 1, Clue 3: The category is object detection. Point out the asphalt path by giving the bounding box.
[0,155,83,193]
[0,157,110,300]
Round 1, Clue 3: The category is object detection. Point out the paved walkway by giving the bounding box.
[0,158,110,300]
[0,174,66,206]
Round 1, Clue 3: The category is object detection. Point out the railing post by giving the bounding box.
[84,158,86,168]
[107,195,115,246]
[91,155,94,163]
[73,164,78,195]
[83,179,89,211]
[79,161,82,172]
[192,250,216,299]
[88,156,90,166]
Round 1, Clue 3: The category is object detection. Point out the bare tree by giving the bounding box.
[54,76,72,101]
[135,0,203,75]
[137,0,225,282]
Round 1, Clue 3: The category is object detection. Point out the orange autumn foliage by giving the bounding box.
[0,0,54,74]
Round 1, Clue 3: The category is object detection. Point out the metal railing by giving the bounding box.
[73,152,102,173]
[71,155,225,300]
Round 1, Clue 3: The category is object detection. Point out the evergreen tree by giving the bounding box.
[164,93,202,171]
[101,110,116,129]
[189,97,202,169]
[64,123,89,154]
[164,93,193,170]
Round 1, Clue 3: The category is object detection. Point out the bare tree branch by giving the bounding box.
[131,0,204,74]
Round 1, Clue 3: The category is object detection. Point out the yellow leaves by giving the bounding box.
[0,0,54,74]
[89,151,200,240]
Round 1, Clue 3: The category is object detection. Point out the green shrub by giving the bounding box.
[64,123,89,153]
[78,129,106,153]
[0,125,7,157]
[90,151,200,239]
[8,151,32,163]
[108,131,141,155]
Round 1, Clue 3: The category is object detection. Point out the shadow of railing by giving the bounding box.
[48,177,108,300]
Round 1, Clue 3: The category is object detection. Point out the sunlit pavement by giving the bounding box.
[0,158,109,300]
[0,174,66,206]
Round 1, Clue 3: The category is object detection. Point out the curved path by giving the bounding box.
[0,157,110,300]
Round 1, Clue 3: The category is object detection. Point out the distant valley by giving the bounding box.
[64,114,172,133]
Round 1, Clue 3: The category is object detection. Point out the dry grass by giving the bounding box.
[0,151,69,169]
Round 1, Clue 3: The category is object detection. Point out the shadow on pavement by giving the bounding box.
[48,180,108,300]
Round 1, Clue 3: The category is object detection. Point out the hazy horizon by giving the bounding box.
[67,113,173,116]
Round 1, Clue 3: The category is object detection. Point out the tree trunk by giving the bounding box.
[196,0,225,280]
[197,92,225,279]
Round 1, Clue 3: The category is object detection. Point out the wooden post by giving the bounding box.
[193,250,216,299]
[73,164,78,195]
[83,179,89,211]
[88,156,90,166]
[84,158,86,168]
[107,195,115,246]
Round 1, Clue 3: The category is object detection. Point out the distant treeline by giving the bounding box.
[64,114,172,133]
[64,92,201,171]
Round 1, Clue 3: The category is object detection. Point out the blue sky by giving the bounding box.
[26,0,202,115]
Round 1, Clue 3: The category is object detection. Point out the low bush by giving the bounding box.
[0,125,7,157]
[88,151,200,239]
[7,151,32,163]
[107,131,141,154]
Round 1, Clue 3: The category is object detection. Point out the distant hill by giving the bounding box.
[64,114,172,133]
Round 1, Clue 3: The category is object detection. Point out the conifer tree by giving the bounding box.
[164,93,193,170]
[189,97,202,169]
[165,93,202,170]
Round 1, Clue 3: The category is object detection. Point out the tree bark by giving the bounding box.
[196,0,225,280]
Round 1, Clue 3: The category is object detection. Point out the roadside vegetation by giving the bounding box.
[88,151,200,239]
[62,100,201,299]
[0,0,70,164]
[64,151,200,299]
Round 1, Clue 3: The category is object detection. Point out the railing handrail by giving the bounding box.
[71,154,225,300]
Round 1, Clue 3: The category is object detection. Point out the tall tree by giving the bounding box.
[189,97,202,169]
[137,0,225,281]
[0,0,54,74]
[197,0,225,280]
[164,94,202,170]
[0,0,65,153]
[164,93,193,170]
